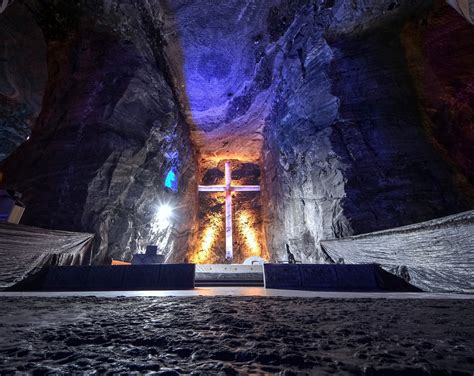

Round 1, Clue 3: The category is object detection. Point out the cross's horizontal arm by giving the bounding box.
[232,185,261,192]
[198,185,226,192]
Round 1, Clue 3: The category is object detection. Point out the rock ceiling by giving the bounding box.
[161,0,280,166]
[160,0,444,168]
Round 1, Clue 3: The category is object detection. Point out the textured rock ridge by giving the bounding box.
[260,1,472,262]
[1,1,197,263]
[402,2,474,186]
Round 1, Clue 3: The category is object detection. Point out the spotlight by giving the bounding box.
[157,203,173,221]
[152,203,174,231]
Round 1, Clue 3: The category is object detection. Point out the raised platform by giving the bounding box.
[8,263,420,292]
[8,264,195,291]
[195,264,263,287]
[263,264,420,292]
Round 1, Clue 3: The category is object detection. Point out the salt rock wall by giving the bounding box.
[403,2,474,185]
[261,0,472,263]
[1,1,197,264]
[160,0,280,165]
[0,2,47,162]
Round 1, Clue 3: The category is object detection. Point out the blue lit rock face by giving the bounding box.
[161,0,279,163]
[259,1,473,262]
[163,0,276,120]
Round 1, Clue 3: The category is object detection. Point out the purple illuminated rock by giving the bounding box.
[1,2,197,264]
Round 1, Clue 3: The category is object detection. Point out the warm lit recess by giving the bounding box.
[237,210,261,258]
[190,203,224,264]
[189,159,266,264]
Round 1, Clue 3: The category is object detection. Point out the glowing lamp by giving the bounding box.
[158,203,173,220]
[164,169,178,192]
[153,203,174,231]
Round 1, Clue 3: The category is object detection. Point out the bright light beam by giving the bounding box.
[153,203,174,231]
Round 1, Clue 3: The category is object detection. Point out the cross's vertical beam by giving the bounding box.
[225,161,233,260]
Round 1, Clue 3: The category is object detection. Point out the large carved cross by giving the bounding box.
[198,161,260,261]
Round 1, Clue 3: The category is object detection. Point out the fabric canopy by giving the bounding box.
[321,210,474,293]
[0,223,94,289]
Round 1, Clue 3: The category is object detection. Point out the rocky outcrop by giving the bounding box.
[402,2,474,185]
[0,1,47,162]
[161,0,280,166]
[261,1,472,262]
[1,1,197,263]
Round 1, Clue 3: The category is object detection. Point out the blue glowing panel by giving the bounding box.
[165,169,178,192]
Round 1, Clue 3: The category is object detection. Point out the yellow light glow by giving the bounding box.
[237,210,261,258]
[204,154,260,165]
[190,209,223,264]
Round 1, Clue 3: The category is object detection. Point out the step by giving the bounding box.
[195,264,264,287]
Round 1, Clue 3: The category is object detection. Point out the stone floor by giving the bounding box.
[0,293,473,375]
[1,287,474,299]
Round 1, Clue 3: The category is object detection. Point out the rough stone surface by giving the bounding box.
[0,1,47,162]
[0,296,473,374]
[161,0,279,164]
[260,1,473,262]
[1,0,473,264]
[402,2,474,185]
[1,1,197,264]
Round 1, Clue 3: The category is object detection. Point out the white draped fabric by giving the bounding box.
[321,210,474,293]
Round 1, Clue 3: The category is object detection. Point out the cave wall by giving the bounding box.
[0,2,47,162]
[1,0,473,265]
[261,0,472,263]
[402,2,474,186]
[1,1,197,264]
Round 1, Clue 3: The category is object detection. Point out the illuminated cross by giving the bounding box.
[198,161,260,261]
